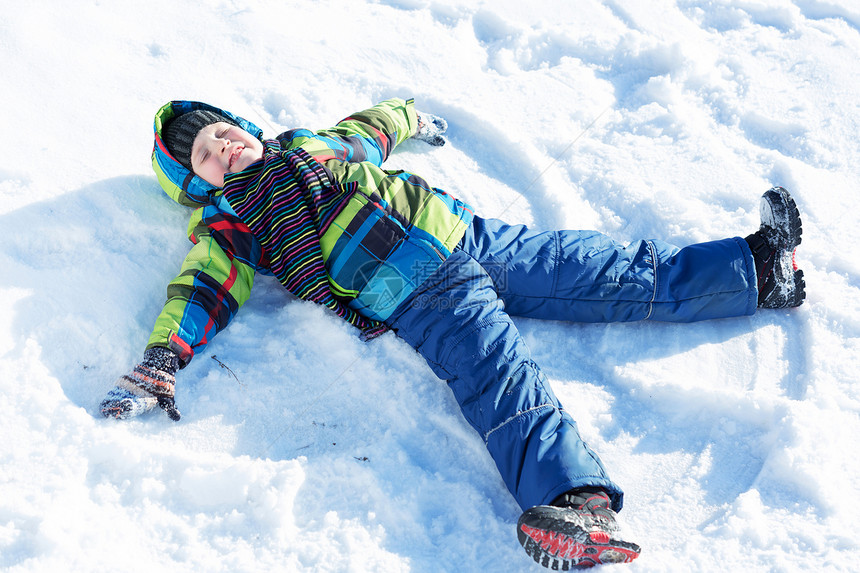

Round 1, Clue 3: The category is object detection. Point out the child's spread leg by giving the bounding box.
[386,249,623,512]
[460,216,757,323]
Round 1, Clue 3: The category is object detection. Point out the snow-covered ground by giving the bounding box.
[1,0,858,571]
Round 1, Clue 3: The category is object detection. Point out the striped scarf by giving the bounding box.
[222,141,387,337]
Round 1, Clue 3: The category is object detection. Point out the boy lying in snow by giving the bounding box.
[100,98,805,569]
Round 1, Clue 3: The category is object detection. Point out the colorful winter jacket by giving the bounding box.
[148,98,474,367]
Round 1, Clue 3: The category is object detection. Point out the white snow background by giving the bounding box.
[1,0,858,571]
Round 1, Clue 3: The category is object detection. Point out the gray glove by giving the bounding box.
[413,111,448,146]
[100,347,181,421]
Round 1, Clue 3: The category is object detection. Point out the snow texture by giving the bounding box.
[1,1,859,571]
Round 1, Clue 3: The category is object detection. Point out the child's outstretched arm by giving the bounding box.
[282,98,446,168]
[147,214,257,367]
[100,210,257,420]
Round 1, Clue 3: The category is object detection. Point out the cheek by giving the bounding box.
[197,159,226,186]
[206,157,226,173]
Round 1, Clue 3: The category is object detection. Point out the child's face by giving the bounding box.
[190,122,264,187]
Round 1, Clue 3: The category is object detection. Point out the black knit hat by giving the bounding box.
[163,109,239,171]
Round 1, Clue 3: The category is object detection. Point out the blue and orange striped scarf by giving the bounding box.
[222,141,388,338]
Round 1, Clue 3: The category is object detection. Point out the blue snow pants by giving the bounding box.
[384,216,758,512]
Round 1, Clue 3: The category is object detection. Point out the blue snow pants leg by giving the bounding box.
[386,248,624,513]
[460,216,758,322]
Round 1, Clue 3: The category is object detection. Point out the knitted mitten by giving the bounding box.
[413,111,448,146]
[100,347,181,421]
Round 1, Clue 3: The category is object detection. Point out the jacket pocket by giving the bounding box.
[320,192,406,298]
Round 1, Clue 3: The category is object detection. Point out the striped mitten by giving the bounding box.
[100,347,181,421]
[413,111,448,146]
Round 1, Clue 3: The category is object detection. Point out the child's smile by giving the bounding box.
[228,145,244,169]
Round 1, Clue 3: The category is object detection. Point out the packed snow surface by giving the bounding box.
[1,1,859,571]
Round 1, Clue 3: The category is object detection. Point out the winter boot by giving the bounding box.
[517,488,641,569]
[745,186,805,308]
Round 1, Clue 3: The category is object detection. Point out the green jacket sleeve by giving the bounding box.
[281,97,419,168]
[146,208,256,367]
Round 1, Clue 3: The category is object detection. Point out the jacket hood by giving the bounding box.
[152,100,264,208]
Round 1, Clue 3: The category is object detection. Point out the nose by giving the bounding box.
[219,136,231,153]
